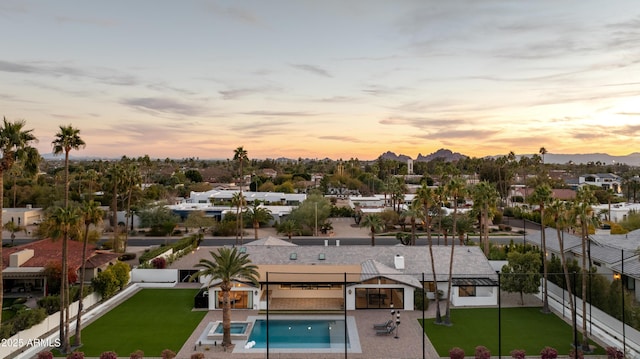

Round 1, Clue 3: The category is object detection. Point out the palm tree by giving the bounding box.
[360,213,385,246]
[415,183,442,323]
[528,184,553,313]
[548,199,577,346]
[443,177,467,325]
[277,219,301,241]
[47,206,82,353]
[122,163,142,251]
[401,200,422,245]
[471,181,498,256]
[105,163,123,249]
[230,192,246,245]
[190,248,259,348]
[575,186,597,351]
[3,220,26,247]
[0,118,38,324]
[74,200,104,347]
[233,147,248,243]
[246,200,272,240]
[539,147,547,164]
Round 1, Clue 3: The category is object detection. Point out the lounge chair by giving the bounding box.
[376,324,396,336]
[373,320,392,330]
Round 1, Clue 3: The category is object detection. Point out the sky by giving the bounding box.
[1,1,639,160]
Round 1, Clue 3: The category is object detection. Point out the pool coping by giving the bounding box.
[209,314,362,354]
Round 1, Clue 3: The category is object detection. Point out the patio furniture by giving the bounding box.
[373,319,392,330]
[376,324,396,336]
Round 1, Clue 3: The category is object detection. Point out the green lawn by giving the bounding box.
[72,289,206,357]
[421,307,605,357]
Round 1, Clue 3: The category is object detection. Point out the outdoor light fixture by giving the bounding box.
[394,311,401,339]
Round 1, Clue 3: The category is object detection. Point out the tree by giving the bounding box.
[104,163,124,249]
[233,147,249,243]
[46,206,82,353]
[287,192,331,234]
[74,200,104,347]
[230,192,246,244]
[415,183,442,323]
[400,200,422,245]
[548,199,577,346]
[501,251,541,305]
[0,118,38,324]
[360,213,385,246]
[574,186,598,351]
[471,181,498,256]
[190,248,259,347]
[184,211,217,244]
[245,200,272,240]
[443,177,467,325]
[138,206,179,237]
[528,183,553,313]
[277,219,302,241]
[3,220,26,246]
[122,163,142,252]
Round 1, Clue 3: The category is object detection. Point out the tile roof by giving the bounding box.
[84,252,121,269]
[2,238,97,271]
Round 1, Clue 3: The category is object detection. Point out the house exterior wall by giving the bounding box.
[451,286,497,307]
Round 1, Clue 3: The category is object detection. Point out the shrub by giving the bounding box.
[100,351,118,359]
[92,269,119,299]
[414,288,429,311]
[67,352,85,359]
[540,346,558,359]
[151,257,167,269]
[510,349,526,359]
[449,347,465,359]
[11,307,47,333]
[161,349,176,359]
[37,295,61,315]
[606,347,624,359]
[190,354,204,359]
[569,349,584,359]
[475,346,490,359]
[37,351,54,359]
[129,350,144,359]
[110,261,131,289]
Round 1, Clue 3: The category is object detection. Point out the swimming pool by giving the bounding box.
[211,322,249,335]
[247,318,349,349]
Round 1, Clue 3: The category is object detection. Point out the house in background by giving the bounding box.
[2,206,44,226]
[2,238,120,296]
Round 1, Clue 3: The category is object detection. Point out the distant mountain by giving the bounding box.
[377,148,468,162]
[416,148,467,162]
[542,152,640,166]
[378,151,413,162]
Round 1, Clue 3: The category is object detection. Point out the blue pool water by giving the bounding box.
[213,322,249,334]
[247,319,349,349]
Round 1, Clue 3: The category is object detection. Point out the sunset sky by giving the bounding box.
[1,1,639,160]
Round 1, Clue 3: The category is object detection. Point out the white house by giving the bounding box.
[180,241,499,312]
[579,173,622,193]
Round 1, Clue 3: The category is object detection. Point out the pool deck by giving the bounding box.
[176,307,441,359]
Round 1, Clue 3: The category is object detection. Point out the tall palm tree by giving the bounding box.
[47,206,82,353]
[471,181,498,256]
[528,184,553,313]
[575,186,597,351]
[52,125,85,347]
[415,183,442,323]
[190,248,259,348]
[246,200,272,240]
[360,213,385,246]
[443,177,467,325]
[74,200,104,347]
[233,146,249,243]
[0,118,38,324]
[401,200,422,245]
[539,147,547,164]
[230,192,246,245]
[122,163,142,251]
[548,199,577,346]
[105,163,123,249]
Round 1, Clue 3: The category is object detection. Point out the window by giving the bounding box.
[458,286,476,297]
